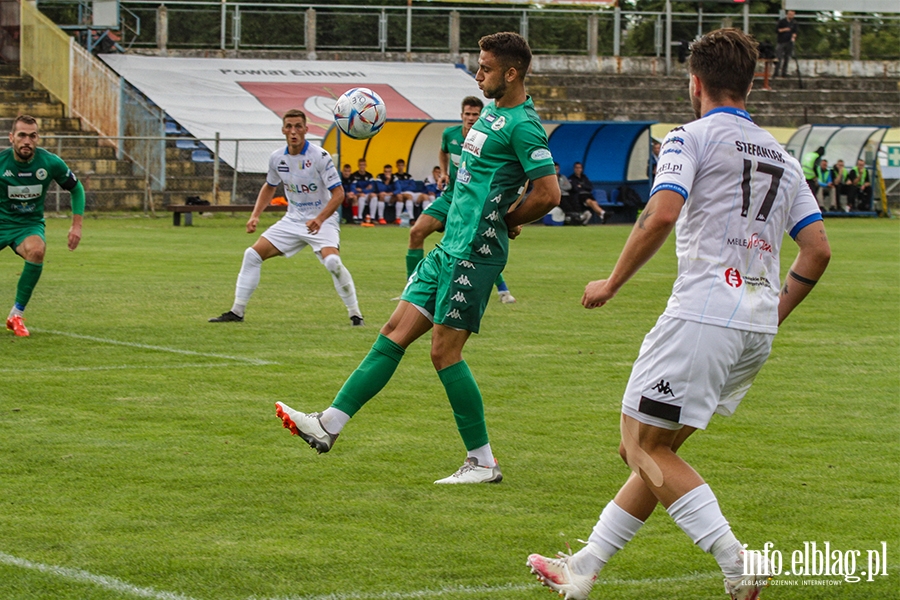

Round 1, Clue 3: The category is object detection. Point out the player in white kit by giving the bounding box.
[209,109,364,326]
[527,29,831,600]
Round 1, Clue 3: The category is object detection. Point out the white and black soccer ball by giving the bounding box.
[332,88,387,140]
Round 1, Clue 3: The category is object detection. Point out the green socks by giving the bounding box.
[406,248,425,279]
[331,334,405,417]
[15,261,43,310]
[438,360,489,451]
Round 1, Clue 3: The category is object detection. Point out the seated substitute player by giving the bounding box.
[372,163,400,225]
[394,158,420,223]
[526,29,830,600]
[350,159,377,226]
[339,163,361,224]
[420,166,443,212]
[2,114,85,337]
[274,32,560,484]
[404,95,517,304]
[209,109,364,326]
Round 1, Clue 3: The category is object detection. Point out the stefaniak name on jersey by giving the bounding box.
[734,141,786,164]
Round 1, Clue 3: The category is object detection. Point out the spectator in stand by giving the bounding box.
[846,158,873,211]
[815,158,835,211]
[650,140,661,178]
[394,159,420,223]
[350,159,376,227]
[372,164,401,225]
[801,146,825,196]
[340,163,360,224]
[421,166,443,212]
[774,10,798,78]
[569,162,605,223]
[830,159,849,212]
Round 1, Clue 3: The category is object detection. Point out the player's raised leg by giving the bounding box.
[6,234,45,337]
[318,247,364,326]
[276,299,432,452]
[210,236,280,322]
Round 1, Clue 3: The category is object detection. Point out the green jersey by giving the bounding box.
[0,147,76,226]
[440,124,465,196]
[440,97,555,265]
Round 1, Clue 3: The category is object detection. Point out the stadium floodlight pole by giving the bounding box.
[220,0,226,51]
[406,0,412,56]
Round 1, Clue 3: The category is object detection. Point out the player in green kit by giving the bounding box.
[404,96,517,304]
[275,32,560,483]
[2,115,85,337]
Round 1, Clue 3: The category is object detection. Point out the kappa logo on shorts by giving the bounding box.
[446,309,462,319]
[454,275,472,286]
[651,379,676,397]
[476,244,492,256]
[451,291,468,303]
[458,260,476,269]
[490,194,502,204]
[486,210,500,222]
[482,227,497,239]
[724,267,743,288]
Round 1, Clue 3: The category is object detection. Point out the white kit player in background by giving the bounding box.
[210,109,364,326]
[527,29,830,600]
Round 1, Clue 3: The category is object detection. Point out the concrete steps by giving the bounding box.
[528,73,900,127]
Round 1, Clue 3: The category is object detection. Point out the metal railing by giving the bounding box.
[33,0,900,61]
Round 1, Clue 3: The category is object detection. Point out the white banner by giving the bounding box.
[100,55,481,172]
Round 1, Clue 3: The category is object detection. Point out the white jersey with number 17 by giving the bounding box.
[651,107,822,335]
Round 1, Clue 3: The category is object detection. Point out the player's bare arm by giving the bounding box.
[583,189,683,309]
[68,213,83,251]
[504,174,560,229]
[307,186,345,235]
[438,150,450,188]
[778,222,831,325]
[247,183,277,233]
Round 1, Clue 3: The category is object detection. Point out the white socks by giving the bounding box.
[321,254,361,317]
[232,247,263,316]
[667,483,743,578]
[467,443,495,468]
[369,197,385,220]
[571,501,644,577]
[320,407,351,435]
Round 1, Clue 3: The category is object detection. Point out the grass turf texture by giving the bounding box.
[0,215,897,600]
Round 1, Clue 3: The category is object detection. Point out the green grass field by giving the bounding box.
[1,215,897,600]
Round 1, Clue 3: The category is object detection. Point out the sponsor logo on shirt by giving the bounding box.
[8,185,41,201]
[457,167,471,185]
[36,168,48,181]
[664,136,685,146]
[530,148,552,161]
[484,113,496,122]
[285,182,318,194]
[18,172,32,178]
[724,267,743,288]
[727,233,773,255]
[491,116,506,131]
[657,163,683,175]
[462,130,488,158]
[662,148,682,156]
[742,275,772,288]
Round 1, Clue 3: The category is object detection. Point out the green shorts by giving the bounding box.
[401,246,503,334]
[422,194,452,224]
[0,222,45,252]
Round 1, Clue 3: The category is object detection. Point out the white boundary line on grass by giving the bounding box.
[1,549,731,600]
[0,551,200,600]
[32,329,278,366]
[0,363,241,374]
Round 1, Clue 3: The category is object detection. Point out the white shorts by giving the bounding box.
[261,216,340,258]
[622,316,774,430]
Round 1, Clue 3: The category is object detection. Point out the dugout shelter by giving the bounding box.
[786,123,890,216]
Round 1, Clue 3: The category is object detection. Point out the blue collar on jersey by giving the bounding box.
[703,106,753,122]
[283,140,310,155]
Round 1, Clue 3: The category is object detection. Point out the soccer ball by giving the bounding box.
[333,88,387,140]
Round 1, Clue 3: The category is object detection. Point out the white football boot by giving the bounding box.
[526,551,597,600]
[434,457,502,484]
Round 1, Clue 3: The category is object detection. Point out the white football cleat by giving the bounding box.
[434,457,502,484]
[526,551,596,600]
[275,402,338,454]
[498,290,516,304]
[725,550,771,600]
